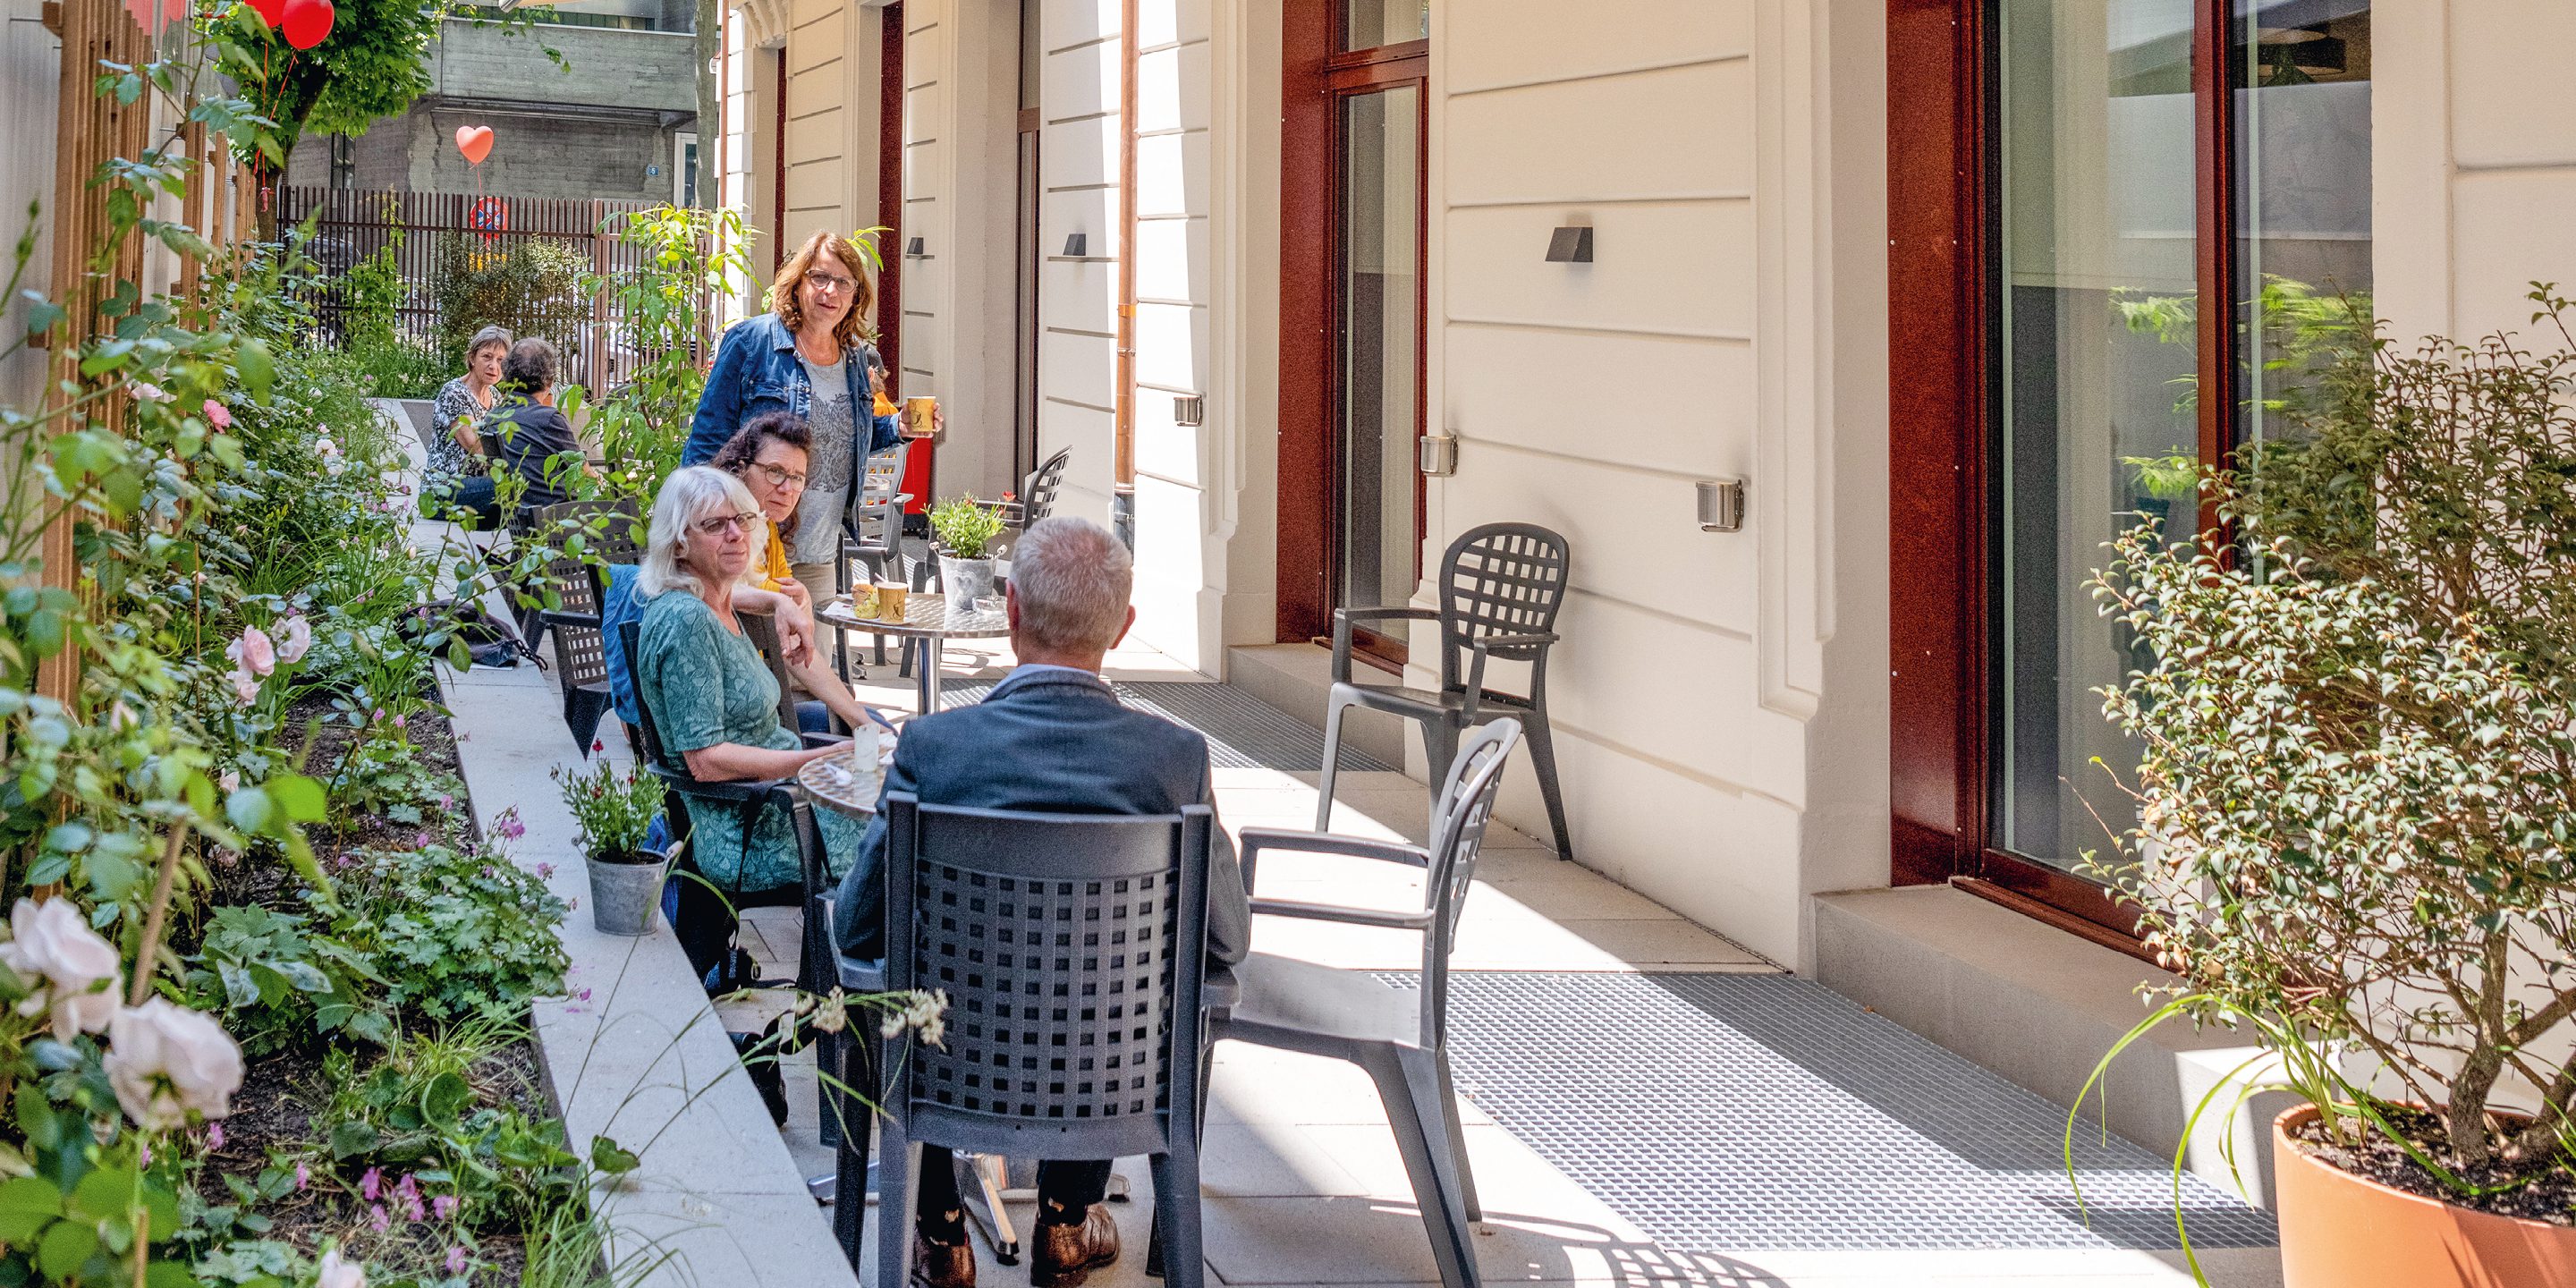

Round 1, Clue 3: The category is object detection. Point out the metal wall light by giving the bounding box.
[1545,226,1593,263]
[1063,233,1089,258]
[905,236,926,258]
[1696,478,1747,532]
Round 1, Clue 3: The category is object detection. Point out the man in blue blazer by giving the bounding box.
[834,515,1248,1288]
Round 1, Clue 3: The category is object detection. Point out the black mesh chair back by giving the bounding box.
[875,793,1213,1288]
[1434,522,1571,695]
[529,500,640,752]
[734,610,802,733]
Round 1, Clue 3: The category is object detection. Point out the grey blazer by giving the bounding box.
[831,666,1250,968]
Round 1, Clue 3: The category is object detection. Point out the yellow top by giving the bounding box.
[873,387,898,417]
[753,521,794,592]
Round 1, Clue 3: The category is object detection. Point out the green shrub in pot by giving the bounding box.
[2075,286,2576,1272]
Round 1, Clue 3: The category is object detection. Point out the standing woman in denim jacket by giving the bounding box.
[686,229,928,606]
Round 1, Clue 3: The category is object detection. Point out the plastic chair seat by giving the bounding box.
[1332,681,1538,719]
[1226,952,1420,1051]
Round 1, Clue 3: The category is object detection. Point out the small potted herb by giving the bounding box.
[552,760,674,936]
[927,492,1012,611]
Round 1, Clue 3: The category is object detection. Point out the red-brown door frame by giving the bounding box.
[1277,4,1429,649]
[1885,0,2244,955]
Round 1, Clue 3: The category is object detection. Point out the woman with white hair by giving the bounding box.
[631,466,868,893]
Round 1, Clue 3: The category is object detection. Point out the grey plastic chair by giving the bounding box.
[1318,522,1572,860]
[834,438,917,676]
[865,794,1215,1288]
[1220,718,1521,1288]
[528,500,641,755]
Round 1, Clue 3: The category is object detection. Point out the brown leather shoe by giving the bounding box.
[1029,1205,1119,1288]
[911,1233,976,1288]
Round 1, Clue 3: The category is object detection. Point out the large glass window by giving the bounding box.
[1990,0,2374,880]
[1335,85,1424,622]
[1343,0,1428,51]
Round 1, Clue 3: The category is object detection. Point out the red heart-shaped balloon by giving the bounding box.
[453,126,495,166]
[280,0,332,49]
[246,0,288,26]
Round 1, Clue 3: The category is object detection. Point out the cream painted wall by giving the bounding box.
[780,0,882,262]
[1413,0,1888,965]
[1035,0,1123,529]
[2373,2,2576,353]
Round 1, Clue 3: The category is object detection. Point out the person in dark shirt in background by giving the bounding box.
[482,337,595,518]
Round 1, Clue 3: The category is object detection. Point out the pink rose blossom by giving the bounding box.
[229,666,260,707]
[218,770,240,792]
[226,626,275,677]
[129,381,168,402]
[202,400,233,428]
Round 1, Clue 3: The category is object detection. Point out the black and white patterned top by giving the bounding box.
[429,377,493,486]
[789,353,855,566]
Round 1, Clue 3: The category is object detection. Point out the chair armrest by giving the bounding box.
[1247,897,1433,931]
[538,609,601,630]
[643,761,793,806]
[1463,631,1561,718]
[1238,825,1429,895]
[1328,606,1439,684]
[817,894,888,994]
[799,732,852,750]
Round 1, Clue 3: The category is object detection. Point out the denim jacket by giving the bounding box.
[682,312,902,468]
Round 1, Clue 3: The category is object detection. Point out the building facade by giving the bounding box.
[286,4,705,206]
[731,0,2571,1177]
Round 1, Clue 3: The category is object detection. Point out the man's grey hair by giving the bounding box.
[1010,516,1132,655]
[466,326,513,361]
[640,466,762,598]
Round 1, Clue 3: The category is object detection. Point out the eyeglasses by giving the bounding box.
[692,511,763,537]
[752,462,808,489]
[803,270,857,295]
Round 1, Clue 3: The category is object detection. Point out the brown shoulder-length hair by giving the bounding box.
[770,230,875,351]
[710,411,814,538]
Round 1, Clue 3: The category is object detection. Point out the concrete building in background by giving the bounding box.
[715,0,2576,1198]
[287,1,706,205]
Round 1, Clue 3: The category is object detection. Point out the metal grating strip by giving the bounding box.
[1396,971,2279,1254]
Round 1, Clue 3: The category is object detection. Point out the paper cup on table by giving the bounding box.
[873,582,908,622]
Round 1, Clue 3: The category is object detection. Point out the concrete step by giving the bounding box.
[1224,643,1415,777]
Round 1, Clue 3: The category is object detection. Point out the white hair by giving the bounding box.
[1009,516,1132,654]
[640,466,762,598]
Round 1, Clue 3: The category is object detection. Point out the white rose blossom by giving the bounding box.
[0,898,123,1042]
[316,1247,366,1288]
[105,996,244,1131]
[275,614,312,664]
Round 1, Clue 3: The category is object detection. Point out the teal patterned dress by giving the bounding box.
[632,590,864,892]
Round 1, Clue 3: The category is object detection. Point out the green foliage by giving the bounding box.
[206,2,562,160]
[340,336,448,401]
[579,204,755,501]
[2081,286,2576,1237]
[340,232,407,351]
[927,494,1009,560]
[182,904,391,1056]
[328,844,568,1024]
[309,1022,580,1233]
[431,234,588,370]
[2113,273,2375,419]
[550,760,661,864]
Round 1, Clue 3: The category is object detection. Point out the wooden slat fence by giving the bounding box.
[275,187,665,393]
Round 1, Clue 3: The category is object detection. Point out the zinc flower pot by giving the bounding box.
[2275,1105,2576,1288]
[938,555,1002,612]
[587,849,675,937]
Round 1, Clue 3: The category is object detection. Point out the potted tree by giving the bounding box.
[553,760,676,937]
[928,492,1012,612]
[2080,287,2576,1286]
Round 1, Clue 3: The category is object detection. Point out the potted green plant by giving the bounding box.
[2078,286,2576,1287]
[552,760,676,937]
[927,492,1012,612]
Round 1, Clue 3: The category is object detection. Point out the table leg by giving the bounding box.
[919,638,943,713]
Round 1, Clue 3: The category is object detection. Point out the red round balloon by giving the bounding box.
[280,0,332,48]
[245,0,288,26]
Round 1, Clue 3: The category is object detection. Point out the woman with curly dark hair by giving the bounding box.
[707,411,888,735]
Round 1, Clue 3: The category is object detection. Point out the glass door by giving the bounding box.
[1334,80,1426,660]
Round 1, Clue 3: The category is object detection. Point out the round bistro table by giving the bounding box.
[815,591,1010,716]
[795,739,887,822]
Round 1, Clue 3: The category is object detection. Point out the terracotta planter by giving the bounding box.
[2275,1105,2576,1288]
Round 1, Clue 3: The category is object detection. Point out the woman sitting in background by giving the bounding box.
[483,337,594,519]
[631,466,865,896]
[423,325,510,528]
[708,411,894,737]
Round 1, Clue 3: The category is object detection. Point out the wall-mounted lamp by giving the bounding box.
[1063,233,1089,258]
[1696,478,1746,532]
[905,236,926,258]
[1418,434,1459,478]
[1545,226,1593,263]
[1174,394,1205,428]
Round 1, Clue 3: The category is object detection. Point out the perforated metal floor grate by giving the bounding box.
[932,679,1394,773]
[1404,971,2279,1254]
